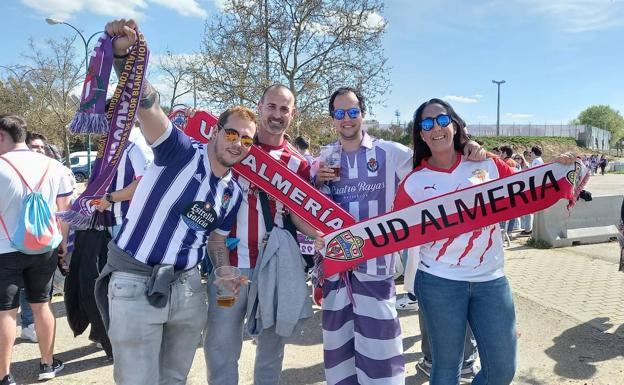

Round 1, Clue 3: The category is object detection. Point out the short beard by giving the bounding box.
[216,151,237,168]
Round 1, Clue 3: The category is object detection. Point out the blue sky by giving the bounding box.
[1,0,623,125]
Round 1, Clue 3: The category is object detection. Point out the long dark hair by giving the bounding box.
[411,98,470,168]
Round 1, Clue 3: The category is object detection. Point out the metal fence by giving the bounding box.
[467,123,612,151]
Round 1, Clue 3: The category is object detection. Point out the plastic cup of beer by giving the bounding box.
[214,266,241,307]
[320,145,342,181]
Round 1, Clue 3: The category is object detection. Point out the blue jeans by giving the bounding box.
[204,268,289,385]
[19,288,34,326]
[107,269,207,385]
[416,270,517,385]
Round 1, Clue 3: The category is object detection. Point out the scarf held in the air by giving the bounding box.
[61,33,149,228]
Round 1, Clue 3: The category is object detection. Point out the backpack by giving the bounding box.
[0,156,62,254]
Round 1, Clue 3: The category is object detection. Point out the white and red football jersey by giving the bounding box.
[229,140,311,268]
[394,154,514,282]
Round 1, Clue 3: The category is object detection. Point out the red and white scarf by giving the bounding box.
[321,160,588,276]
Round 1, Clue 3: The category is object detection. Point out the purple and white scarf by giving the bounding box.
[69,34,113,134]
[61,32,149,229]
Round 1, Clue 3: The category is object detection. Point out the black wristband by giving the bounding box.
[113,52,129,59]
[105,193,114,203]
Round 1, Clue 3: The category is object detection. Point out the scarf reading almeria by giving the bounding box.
[169,111,355,234]
[60,33,149,229]
[321,160,588,276]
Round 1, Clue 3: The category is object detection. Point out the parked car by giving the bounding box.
[70,162,94,183]
[68,151,97,183]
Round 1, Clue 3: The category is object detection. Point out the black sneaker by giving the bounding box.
[0,374,16,385]
[38,358,64,381]
[416,357,432,377]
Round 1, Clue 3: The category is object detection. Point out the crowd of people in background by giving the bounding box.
[581,153,608,175]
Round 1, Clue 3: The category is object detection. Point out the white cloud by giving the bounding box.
[22,0,83,20]
[363,12,385,30]
[473,94,483,98]
[506,112,534,119]
[212,0,228,12]
[150,0,207,18]
[522,0,624,33]
[21,0,207,20]
[443,95,479,104]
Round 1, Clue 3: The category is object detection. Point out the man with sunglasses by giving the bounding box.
[204,83,323,385]
[316,87,486,385]
[94,19,256,385]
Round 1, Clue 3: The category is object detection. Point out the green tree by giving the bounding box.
[575,105,624,144]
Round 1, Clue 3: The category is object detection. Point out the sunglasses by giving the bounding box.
[333,108,361,120]
[221,127,254,148]
[420,114,452,131]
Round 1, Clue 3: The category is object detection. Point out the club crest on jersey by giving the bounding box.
[171,111,188,131]
[326,230,365,261]
[221,193,231,209]
[469,169,489,185]
[367,157,379,172]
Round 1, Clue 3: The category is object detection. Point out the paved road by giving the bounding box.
[583,173,624,197]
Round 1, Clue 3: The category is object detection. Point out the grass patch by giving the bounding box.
[526,237,552,249]
[473,136,578,150]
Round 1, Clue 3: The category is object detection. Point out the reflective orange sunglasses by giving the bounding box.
[221,126,254,148]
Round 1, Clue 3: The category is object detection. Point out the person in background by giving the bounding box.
[506,154,529,237]
[499,145,517,169]
[520,146,544,235]
[293,135,314,166]
[1,115,73,383]
[530,146,544,167]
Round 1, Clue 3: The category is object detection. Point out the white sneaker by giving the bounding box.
[395,295,419,311]
[20,324,38,343]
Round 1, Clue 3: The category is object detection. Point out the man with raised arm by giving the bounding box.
[94,19,256,385]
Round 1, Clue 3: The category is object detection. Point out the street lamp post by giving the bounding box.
[492,80,505,136]
[46,18,103,179]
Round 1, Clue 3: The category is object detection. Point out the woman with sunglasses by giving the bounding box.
[393,98,519,385]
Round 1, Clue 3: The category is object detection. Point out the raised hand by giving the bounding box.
[105,19,138,56]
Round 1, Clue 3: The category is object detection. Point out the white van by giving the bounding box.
[68,151,97,167]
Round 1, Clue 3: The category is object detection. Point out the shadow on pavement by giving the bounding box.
[12,344,111,384]
[286,309,323,346]
[544,317,624,380]
[281,362,325,384]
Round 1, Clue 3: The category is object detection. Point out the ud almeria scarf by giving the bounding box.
[321,160,589,276]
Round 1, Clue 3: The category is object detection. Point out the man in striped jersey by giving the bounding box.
[203,84,322,385]
[316,87,485,385]
[316,87,413,385]
[95,19,256,385]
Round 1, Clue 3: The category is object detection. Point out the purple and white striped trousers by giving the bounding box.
[322,271,405,385]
